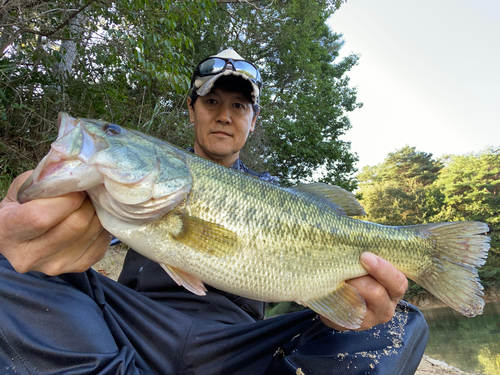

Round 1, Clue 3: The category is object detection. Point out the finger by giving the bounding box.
[3,171,33,203]
[321,276,396,331]
[39,227,113,276]
[360,252,408,301]
[4,197,98,273]
[28,213,111,275]
[73,229,114,272]
[5,192,88,243]
[39,198,99,250]
[58,215,112,272]
[351,274,398,324]
[346,275,391,305]
[29,200,104,273]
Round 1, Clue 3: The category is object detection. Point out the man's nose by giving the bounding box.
[216,105,231,124]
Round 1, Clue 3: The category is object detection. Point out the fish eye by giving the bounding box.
[103,123,122,135]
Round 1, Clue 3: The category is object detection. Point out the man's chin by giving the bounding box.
[207,150,239,167]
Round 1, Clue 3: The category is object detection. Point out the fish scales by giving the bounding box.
[17,113,490,329]
[166,154,438,301]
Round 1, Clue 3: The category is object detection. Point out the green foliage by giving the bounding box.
[1,0,360,195]
[354,181,441,226]
[356,146,500,299]
[433,149,500,288]
[358,145,442,186]
[1,0,215,199]
[357,146,443,225]
[183,0,362,188]
[0,141,35,198]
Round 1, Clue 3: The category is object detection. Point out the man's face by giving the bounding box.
[188,87,257,167]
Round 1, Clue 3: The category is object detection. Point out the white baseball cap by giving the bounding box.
[191,49,261,105]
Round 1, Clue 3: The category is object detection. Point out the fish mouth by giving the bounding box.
[17,156,102,204]
[57,112,79,138]
[17,113,104,203]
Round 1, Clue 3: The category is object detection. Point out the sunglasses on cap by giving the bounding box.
[191,57,262,89]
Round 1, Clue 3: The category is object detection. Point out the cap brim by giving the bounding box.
[194,70,260,105]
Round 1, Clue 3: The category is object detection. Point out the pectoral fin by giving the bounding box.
[160,264,207,296]
[171,212,239,257]
[298,282,366,330]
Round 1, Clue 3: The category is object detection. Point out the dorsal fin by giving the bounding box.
[292,183,365,217]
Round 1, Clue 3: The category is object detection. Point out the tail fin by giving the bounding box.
[412,221,490,317]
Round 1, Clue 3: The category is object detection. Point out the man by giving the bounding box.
[0,49,428,374]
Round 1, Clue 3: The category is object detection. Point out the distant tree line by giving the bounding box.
[357,145,500,298]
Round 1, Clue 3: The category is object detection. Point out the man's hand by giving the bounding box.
[0,171,112,275]
[321,252,408,331]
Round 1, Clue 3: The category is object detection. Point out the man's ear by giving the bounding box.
[250,117,257,132]
[250,109,259,132]
[187,97,195,123]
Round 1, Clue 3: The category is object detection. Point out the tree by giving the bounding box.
[1,0,361,198]
[433,149,500,288]
[1,0,215,195]
[357,146,443,225]
[183,0,361,188]
[359,145,442,186]
[357,146,500,296]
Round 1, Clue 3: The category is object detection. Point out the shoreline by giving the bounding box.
[408,289,500,311]
[416,356,483,375]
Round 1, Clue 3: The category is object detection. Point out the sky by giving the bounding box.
[327,0,500,171]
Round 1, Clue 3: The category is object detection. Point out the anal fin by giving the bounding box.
[160,263,207,296]
[298,282,366,330]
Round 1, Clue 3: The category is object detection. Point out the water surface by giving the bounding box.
[421,301,500,375]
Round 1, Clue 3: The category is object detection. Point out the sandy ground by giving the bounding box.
[93,247,484,375]
[92,245,128,281]
[415,356,482,375]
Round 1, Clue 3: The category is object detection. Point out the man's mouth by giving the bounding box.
[211,131,232,137]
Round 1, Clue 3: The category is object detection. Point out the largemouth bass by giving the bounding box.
[18,113,490,329]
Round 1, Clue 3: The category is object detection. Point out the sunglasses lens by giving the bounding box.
[194,58,262,89]
[232,61,259,80]
[198,58,227,75]
[198,59,226,76]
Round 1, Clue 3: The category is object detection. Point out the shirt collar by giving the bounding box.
[186,147,249,173]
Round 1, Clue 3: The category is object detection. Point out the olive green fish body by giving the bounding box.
[190,158,434,285]
[18,113,490,329]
